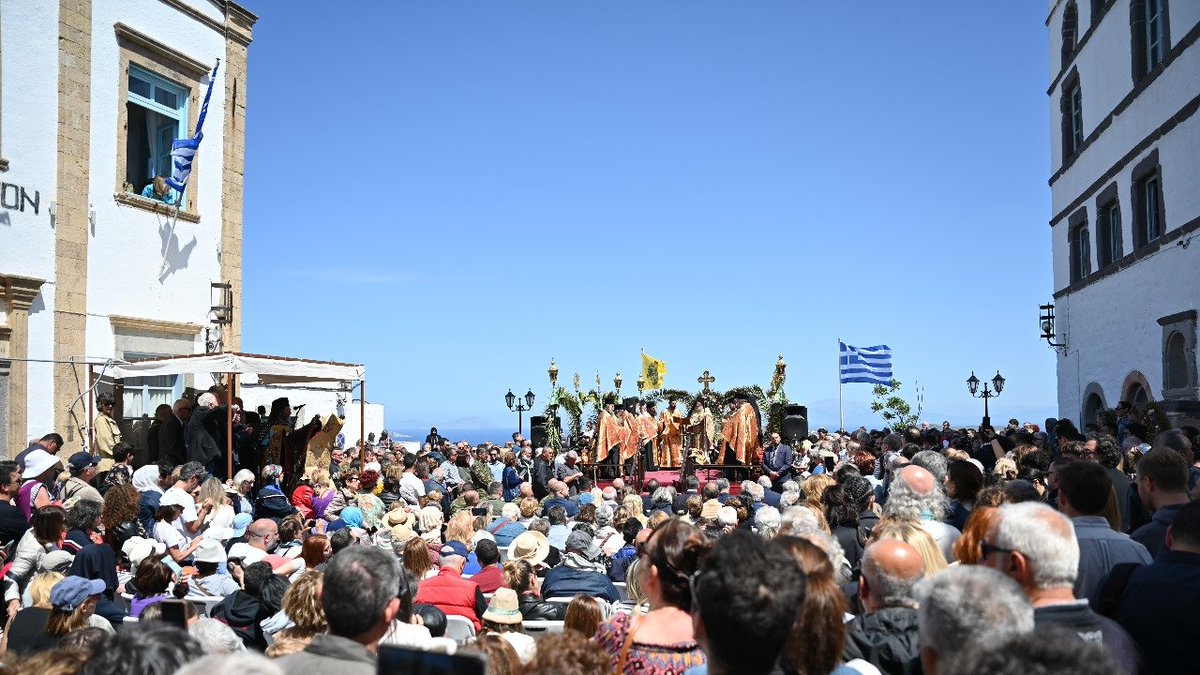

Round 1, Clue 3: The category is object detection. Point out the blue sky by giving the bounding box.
[241,2,1056,431]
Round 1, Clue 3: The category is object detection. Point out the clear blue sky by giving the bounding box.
[241,2,1056,431]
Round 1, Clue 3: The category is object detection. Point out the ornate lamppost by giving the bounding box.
[966,371,1005,429]
[505,388,536,437]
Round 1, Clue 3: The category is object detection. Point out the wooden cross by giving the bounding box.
[697,370,716,393]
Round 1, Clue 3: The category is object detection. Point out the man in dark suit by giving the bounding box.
[673,475,701,513]
[761,432,795,491]
[531,446,555,500]
[158,398,191,468]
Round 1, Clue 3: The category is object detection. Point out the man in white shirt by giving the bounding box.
[398,453,426,506]
[163,461,213,542]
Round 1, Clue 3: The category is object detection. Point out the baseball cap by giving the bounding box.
[159,490,191,508]
[68,452,101,472]
[231,513,252,538]
[565,530,600,560]
[439,541,469,558]
[50,576,106,612]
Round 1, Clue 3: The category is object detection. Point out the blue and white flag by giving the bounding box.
[839,342,893,385]
[165,60,220,193]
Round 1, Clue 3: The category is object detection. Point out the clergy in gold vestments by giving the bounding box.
[722,400,762,464]
[657,403,684,468]
[304,414,344,475]
[593,405,624,464]
[687,402,716,464]
[618,408,640,463]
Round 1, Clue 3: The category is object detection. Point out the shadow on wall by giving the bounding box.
[157,220,196,282]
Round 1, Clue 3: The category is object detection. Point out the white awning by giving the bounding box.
[108,352,365,385]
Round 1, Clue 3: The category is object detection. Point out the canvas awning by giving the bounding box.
[108,352,365,385]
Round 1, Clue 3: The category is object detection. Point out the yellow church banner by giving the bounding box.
[641,353,667,390]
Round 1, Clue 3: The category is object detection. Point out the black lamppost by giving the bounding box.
[505,388,536,437]
[966,371,1005,429]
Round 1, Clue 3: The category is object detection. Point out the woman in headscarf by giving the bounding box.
[290,481,315,520]
[332,506,367,539]
[256,464,298,520]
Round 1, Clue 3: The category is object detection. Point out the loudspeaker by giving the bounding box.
[782,405,809,443]
[530,416,548,448]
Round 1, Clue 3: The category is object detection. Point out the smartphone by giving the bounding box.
[158,599,189,630]
[823,456,836,472]
[470,507,490,517]
[377,645,486,675]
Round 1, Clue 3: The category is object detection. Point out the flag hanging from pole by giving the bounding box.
[165,60,220,193]
[839,342,893,385]
[641,353,667,389]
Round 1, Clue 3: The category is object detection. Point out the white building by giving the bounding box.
[1047,0,1200,426]
[0,0,254,455]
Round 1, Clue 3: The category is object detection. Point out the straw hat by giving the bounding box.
[381,507,416,529]
[390,522,417,545]
[507,530,550,565]
[481,588,523,625]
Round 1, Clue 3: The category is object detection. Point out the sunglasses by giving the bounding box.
[979,540,1015,558]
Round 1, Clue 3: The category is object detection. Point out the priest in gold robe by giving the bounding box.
[618,404,640,476]
[593,401,625,474]
[657,399,684,469]
[721,397,762,469]
[687,400,716,465]
[637,401,660,472]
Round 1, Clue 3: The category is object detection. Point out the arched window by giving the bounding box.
[1062,1,1079,65]
[1128,382,1150,410]
[1083,393,1105,428]
[1165,331,1188,389]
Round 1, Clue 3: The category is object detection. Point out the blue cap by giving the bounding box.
[231,513,252,538]
[50,576,106,612]
[439,541,469,558]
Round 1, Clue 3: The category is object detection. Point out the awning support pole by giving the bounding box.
[226,372,236,479]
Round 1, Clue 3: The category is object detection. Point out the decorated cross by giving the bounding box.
[697,370,716,393]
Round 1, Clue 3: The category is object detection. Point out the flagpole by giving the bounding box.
[838,338,844,432]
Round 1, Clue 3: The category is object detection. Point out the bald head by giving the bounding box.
[861,539,925,612]
[897,465,935,495]
[612,477,626,491]
[247,518,279,551]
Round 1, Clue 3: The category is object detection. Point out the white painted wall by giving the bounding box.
[0,0,60,280]
[0,0,238,442]
[1049,3,1200,424]
[87,0,228,360]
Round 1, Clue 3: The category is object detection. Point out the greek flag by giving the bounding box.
[165,60,219,193]
[839,342,893,385]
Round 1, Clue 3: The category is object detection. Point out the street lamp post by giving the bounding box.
[505,388,536,437]
[966,371,1005,429]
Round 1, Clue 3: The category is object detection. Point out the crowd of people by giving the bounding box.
[0,402,1196,674]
